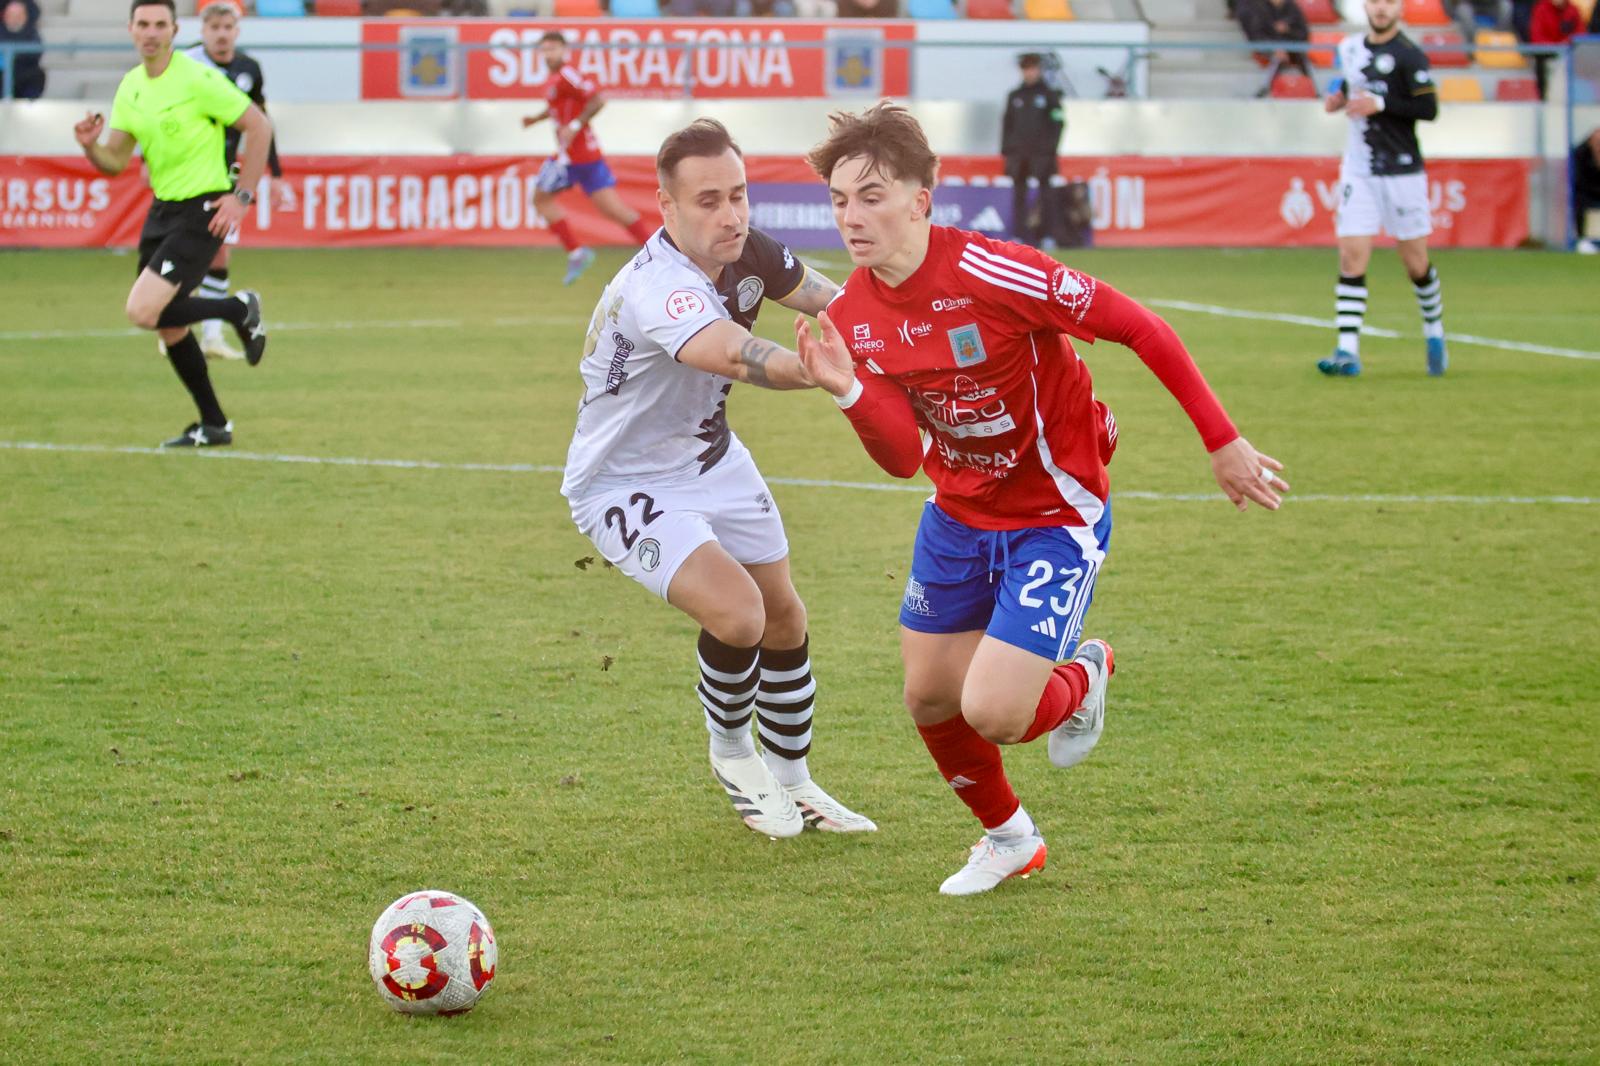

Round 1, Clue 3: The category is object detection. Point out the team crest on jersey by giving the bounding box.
[1374,53,1395,74]
[236,72,254,93]
[735,276,764,313]
[948,324,987,367]
[1050,266,1096,323]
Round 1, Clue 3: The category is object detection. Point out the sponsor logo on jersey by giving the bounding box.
[850,323,885,352]
[666,289,707,320]
[1030,617,1059,639]
[755,492,772,514]
[933,438,1019,478]
[902,577,936,617]
[952,375,997,402]
[931,295,974,312]
[948,324,987,367]
[917,385,1015,439]
[1050,266,1096,322]
[735,275,765,313]
[637,538,661,572]
[896,319,933,345]
[604,331,635,395]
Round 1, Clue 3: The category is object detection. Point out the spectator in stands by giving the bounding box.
[666,0,737,13]
[1001,53,1065,248]
[1529,0,1583,97]
[1573,128,1600,253]
[1239,0,1313,96]
[0,0,45,100]
[837,0,897,15]
[1453,0,1510,43]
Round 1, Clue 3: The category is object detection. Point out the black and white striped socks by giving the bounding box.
[697,630,759,761]
[756,638,815,788]
[1336,272,1368,358]
[197,267,229,304]
[1411,264,1445,340]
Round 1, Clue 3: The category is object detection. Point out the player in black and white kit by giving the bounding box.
[185,1,283,360]
[561,119,875,839]
[1320,0,1448,378]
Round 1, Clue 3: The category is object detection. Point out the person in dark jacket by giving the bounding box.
[1,0,45,99]
[1001,53,1064,247]
[1239,0,1313,95]
[1574,129,1600,253]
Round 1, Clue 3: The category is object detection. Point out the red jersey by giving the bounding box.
[827,226,1239,531]
[545,64,603,165]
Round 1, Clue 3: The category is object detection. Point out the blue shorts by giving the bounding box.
[536,158,616,196]
[899,500,1112,662]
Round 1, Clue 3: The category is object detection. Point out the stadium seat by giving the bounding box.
[553,0,601,12]
[1493,76,1539,100]
[609,0,659,13]
[907,0,957,14]
[313,0,360,13]
[1436,74,1484,100]
[965,0,1014,16]
[1420,30,1470,66]
[1308,30,1340,67]
[255,0,306,14]
[1270,72,1319,97]
[1475,29,1526,68]
[1023,0,1072,18]
[1298,0,1339,22]
[1402,0,1451,23]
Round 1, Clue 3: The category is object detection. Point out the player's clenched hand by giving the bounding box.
[1210,437,1289,513]
[208,193,247,237]
[794,311,855,397]
[74,111,104,148]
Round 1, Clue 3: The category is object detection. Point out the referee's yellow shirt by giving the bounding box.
[109,51,251,203]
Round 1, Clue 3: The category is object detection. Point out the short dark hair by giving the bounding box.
[806,102,938,190]
[656,118,743,184]
[130,0,177,18]
[537,30,567,45]
[1019,53,1042,69]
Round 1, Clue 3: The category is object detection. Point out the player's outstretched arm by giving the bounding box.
[796,312,925,479]
[74,113,134,176]
[1210,438,1289,512]
[677,319,815,391]
[773,267,840,318]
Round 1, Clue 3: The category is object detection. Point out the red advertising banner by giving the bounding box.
[1,154,1530,250]
[358,19,914,100]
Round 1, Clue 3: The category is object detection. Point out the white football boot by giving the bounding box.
[784,780,877,833]
[710,749,804,838]
[200,319,245,361]
[1048,638,1114,769]
[938,832,1049,896]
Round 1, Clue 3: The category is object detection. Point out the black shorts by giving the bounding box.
[136,193,227,297]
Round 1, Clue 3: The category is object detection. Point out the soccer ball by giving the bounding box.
[367,889,498,1015]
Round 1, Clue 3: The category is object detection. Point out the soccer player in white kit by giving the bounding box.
[561,119,875,838]
[1320,0,1447,377]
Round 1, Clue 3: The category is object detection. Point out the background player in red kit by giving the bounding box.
[522,30,656,285]
[795,103,1290,896]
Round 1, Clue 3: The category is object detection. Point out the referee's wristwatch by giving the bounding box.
[232,188,254,207]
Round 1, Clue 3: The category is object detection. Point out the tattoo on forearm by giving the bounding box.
[738,336,778,388]
[796,269,840,313]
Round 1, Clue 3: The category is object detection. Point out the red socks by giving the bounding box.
[626,217,657,244]
[549,218,578,253]
[1017,661,1089,744]
[916,715,1019,829]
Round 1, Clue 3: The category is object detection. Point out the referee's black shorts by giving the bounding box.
[136,192,227,297]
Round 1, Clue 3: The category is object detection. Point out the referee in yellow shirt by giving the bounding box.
[74,0,272,448]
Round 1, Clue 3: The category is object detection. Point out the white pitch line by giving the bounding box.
[0,314,586,343]
[1148,298,1600,362]
[3,441,1594,506]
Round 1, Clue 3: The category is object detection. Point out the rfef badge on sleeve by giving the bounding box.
[825,28,884,96]
[400,25,459,98]
[948,324,987,367]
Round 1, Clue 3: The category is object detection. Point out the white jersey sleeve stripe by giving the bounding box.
[962,241,1050,281]
[958,258,1049,302]
[958,251,1049,295]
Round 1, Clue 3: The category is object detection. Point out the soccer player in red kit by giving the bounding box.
[522,30,656,285]
[794,103,1290,896]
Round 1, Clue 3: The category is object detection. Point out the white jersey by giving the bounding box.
[561,230,748,503]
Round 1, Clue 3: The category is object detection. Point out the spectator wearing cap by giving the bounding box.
[1001,53,1065,248]
[1,0,44,99]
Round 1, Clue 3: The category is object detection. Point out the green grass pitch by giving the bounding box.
[1,245,1596,1064]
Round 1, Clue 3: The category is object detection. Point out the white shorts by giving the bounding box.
[1335,172,1432,241]
[570,451,789,601]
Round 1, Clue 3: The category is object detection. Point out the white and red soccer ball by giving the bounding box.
[368,890,497,1015]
